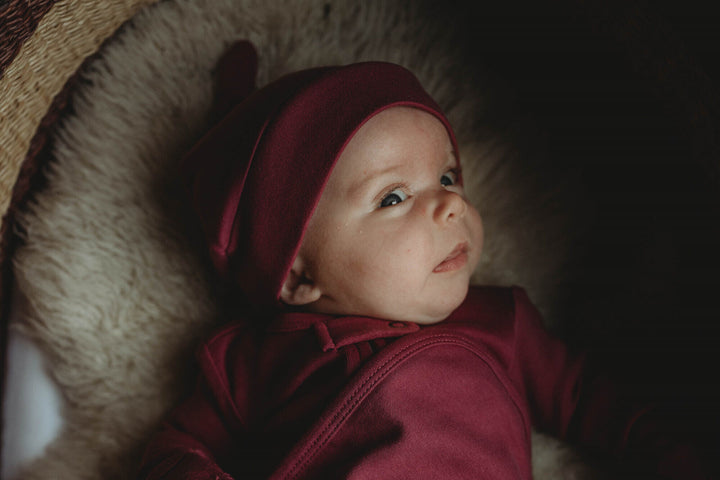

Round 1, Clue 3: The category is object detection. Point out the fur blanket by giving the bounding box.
[10,0,599,478]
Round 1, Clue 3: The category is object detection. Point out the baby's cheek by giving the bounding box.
[383,241,426,275]
[469,207,484,239]
[346,254,371,277]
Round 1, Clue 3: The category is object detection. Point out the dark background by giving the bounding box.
[446,0,720,454]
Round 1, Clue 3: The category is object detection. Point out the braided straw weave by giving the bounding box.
[0,0,56,74]
[0,0,158,241]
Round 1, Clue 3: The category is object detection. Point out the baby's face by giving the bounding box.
[285,107,483,324]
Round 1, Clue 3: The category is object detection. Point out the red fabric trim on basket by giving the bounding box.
[0,0,58,78]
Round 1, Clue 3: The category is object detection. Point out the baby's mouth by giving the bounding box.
[433,242,469,273]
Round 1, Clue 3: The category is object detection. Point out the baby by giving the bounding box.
[138,42,707,479]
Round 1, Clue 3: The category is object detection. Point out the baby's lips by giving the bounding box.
[434,242,469,273]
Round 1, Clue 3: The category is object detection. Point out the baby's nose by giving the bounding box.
[433,190,467,224]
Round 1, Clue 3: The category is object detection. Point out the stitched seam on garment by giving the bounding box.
[287,334,524,478]
[284,332,529,479]
[150,451,185,479]
[223,114,273,260]
[201,343,247,431]
[620,403,658,453]
[331,326,417,349]
[205,323,246,348]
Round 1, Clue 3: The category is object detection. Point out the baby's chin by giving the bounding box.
[304,281,471,325]
[387,282,471,325]
[416,297,468,324]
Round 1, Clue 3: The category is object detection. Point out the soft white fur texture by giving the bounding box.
[12,0,596,478]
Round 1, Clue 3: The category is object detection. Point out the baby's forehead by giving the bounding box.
[337,107,455,167]
[319,107,457,195]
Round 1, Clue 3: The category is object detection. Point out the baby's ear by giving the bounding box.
[280,256,322,306]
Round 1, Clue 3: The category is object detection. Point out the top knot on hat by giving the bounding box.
[183,41,459,309]
[211,40,258,121]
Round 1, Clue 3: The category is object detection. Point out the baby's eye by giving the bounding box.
[440,170,458,187]
[379,189,408,208]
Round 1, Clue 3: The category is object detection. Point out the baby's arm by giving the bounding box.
[137,374,236,479]
[510,288,710,478]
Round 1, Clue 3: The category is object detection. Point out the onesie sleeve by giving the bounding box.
[136,373,236,480]
[509,287,710,478]
[507,288,585,438]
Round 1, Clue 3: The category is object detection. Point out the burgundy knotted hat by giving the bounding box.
[183,41,459,308]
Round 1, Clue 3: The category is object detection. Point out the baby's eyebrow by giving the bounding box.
[347,165,403,199]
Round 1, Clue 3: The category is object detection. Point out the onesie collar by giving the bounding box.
[267,312,420,353]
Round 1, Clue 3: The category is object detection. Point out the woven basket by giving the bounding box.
[1,0,158,262]
[1,0,157,470]
[1,0,161,306]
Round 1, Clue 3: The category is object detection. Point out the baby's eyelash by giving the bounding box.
[375,182,410,206]
[444,167,462,185]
